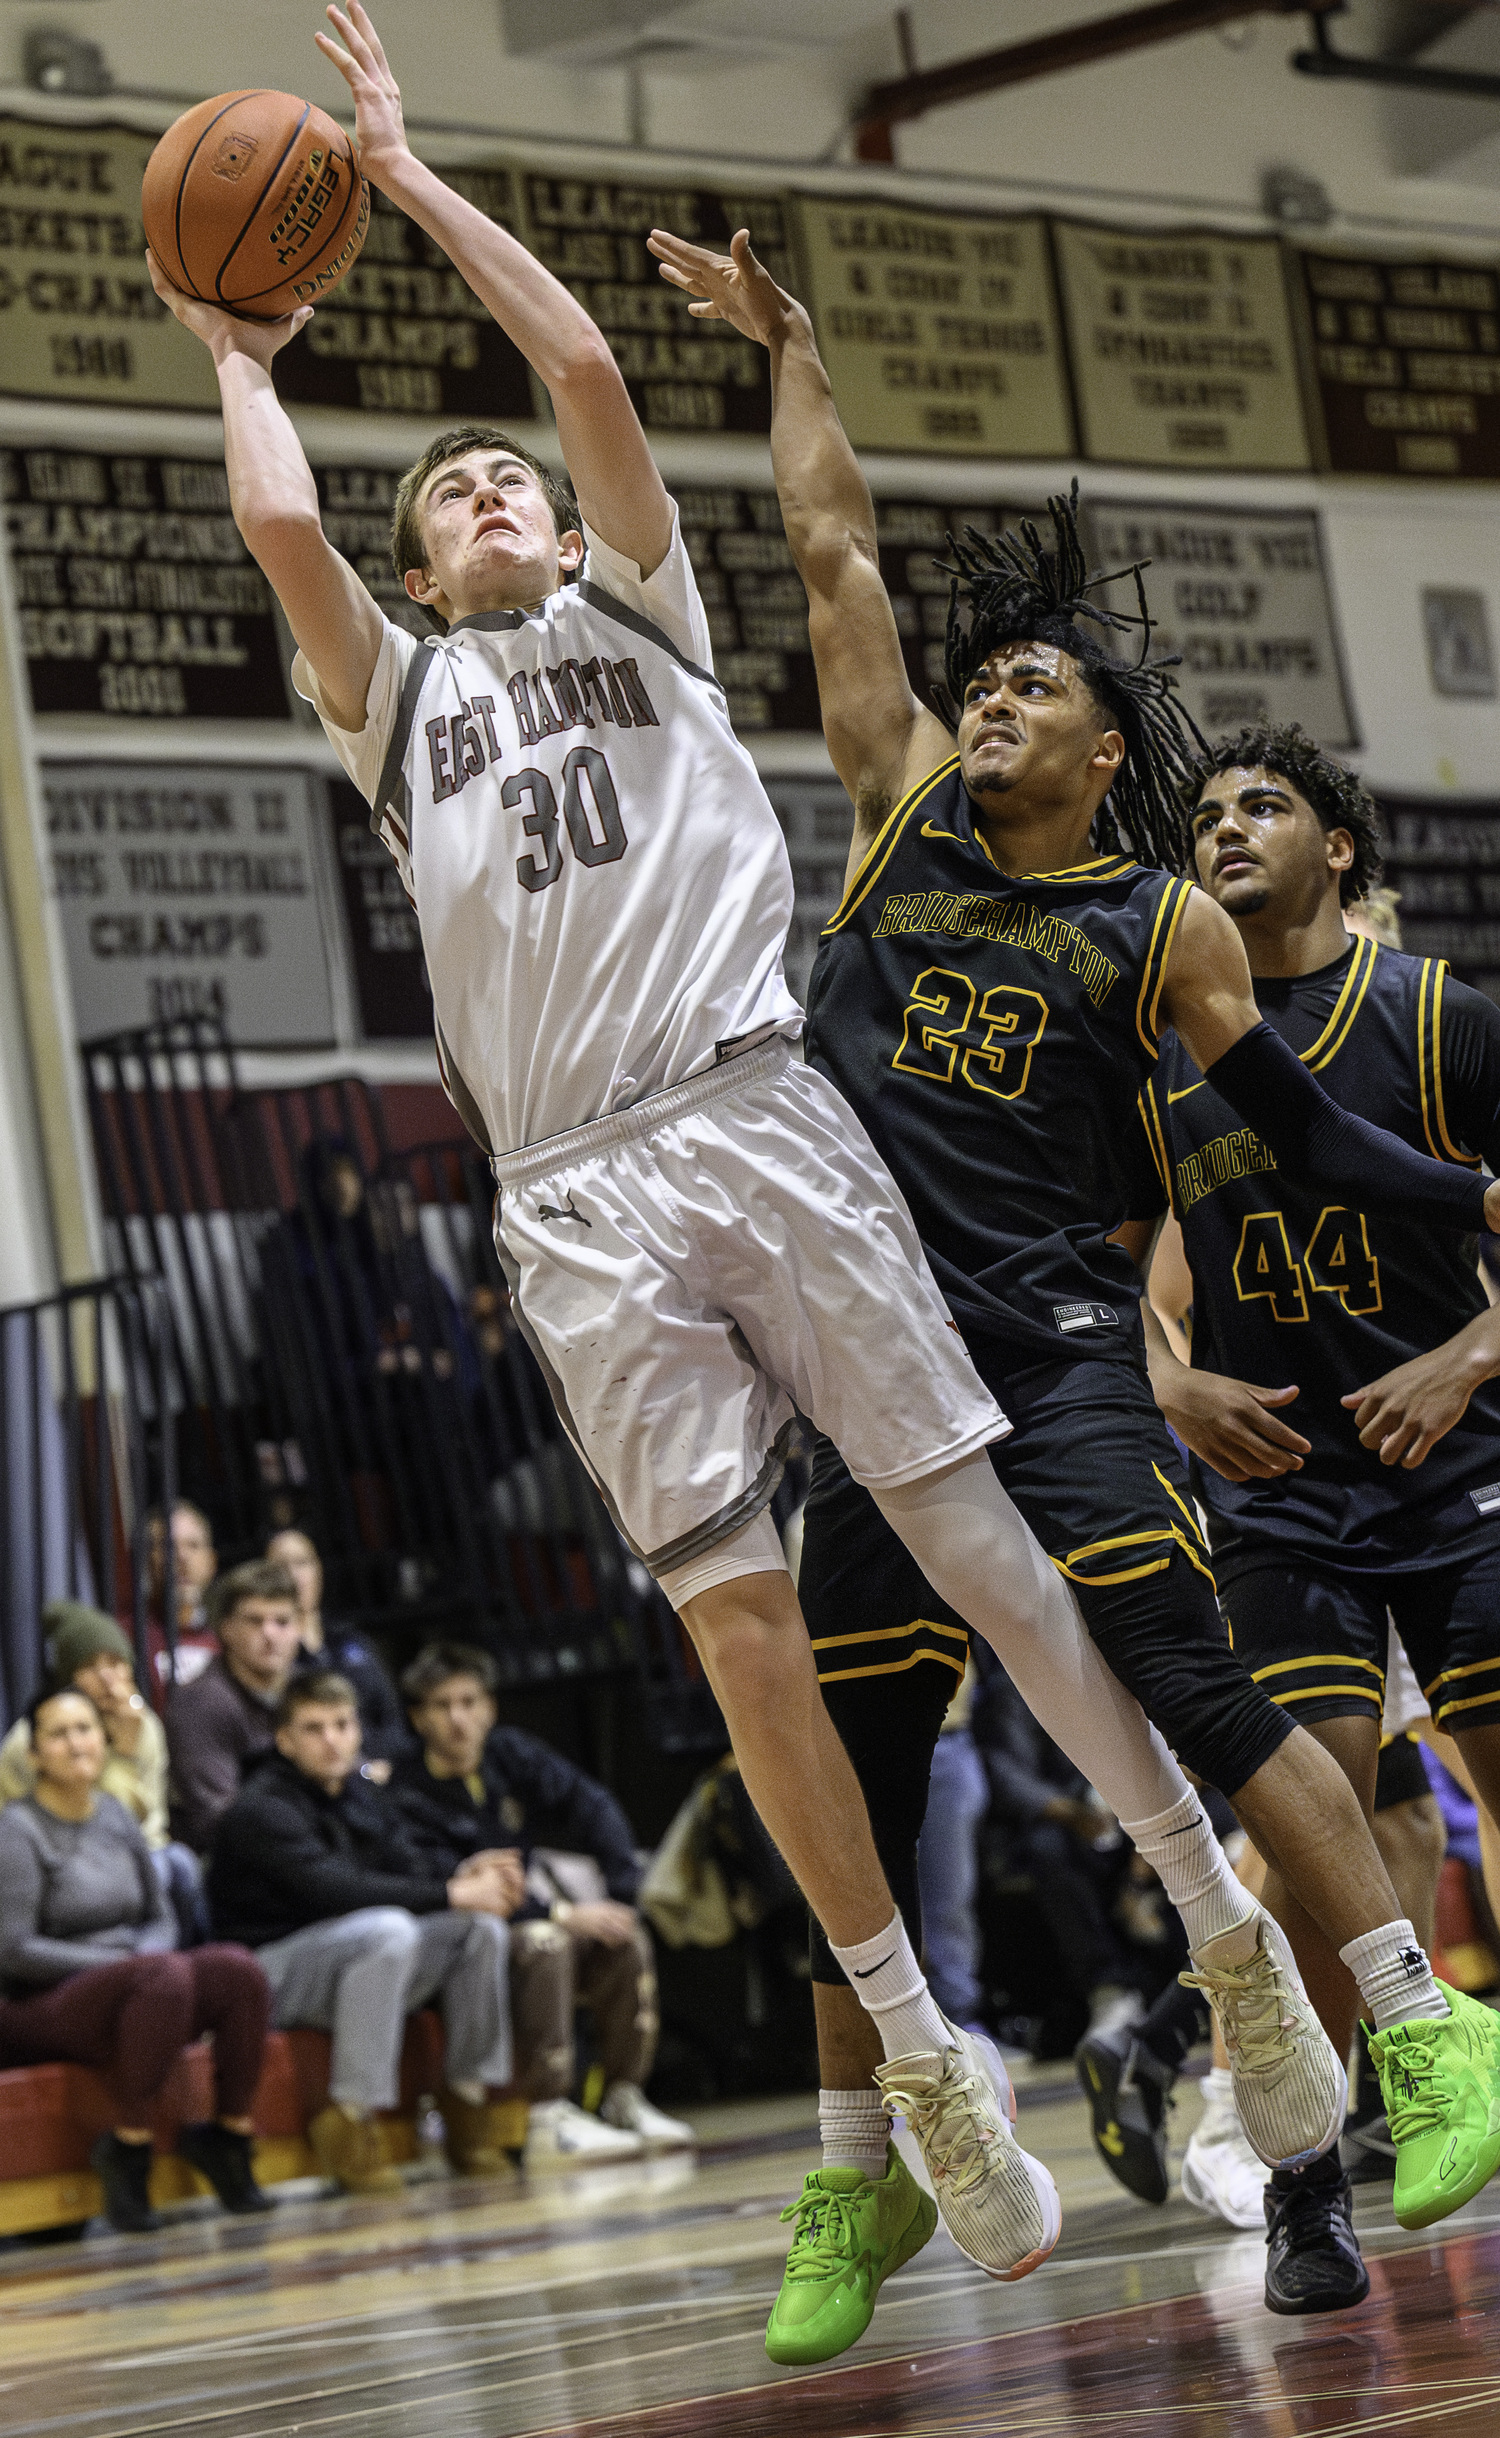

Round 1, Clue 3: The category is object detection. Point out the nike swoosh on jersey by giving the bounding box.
[1167,1082,1206,1104]
[920,820,966,843]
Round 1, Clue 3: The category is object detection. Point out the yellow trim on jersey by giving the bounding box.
[1251,1651,1385,1683]
[1422,1654,1500,1697]
[1270,1683,1384,1708]
[1417,958,1483,1168]
[1134,877,1193,1060]
[1025,856,1137,884]
[816,1648,968,1685]
[1153,1463,1208,1548]
[810,1617,968,1653]
[1052,1521,1216,1588]
[1434,1686,1500,1719]
[1138,1082,1172,1206]
[1300,933,1375,1073]
[823,757,961,936]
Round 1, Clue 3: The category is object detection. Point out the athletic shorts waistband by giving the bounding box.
[493,1036,792,1188]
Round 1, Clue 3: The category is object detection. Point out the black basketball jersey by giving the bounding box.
[806,754,1192,1388]
[1147,935,1500,1574]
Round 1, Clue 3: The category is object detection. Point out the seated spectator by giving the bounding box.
[144,1501,220,1701]
[393,1644,692,2165]
[0,1602,205,1944]
[167,1563,303,1853]
[208,1671,517,2193]
[0,1687,271,2232]
[265,1528,408,1775]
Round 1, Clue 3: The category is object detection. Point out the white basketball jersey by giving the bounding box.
[295,514,802,1156]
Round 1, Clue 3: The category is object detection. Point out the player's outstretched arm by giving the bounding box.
[1161,890,1500,1235]
[649,227,948,854]
[317,4,671,578]
[145,254,383,734]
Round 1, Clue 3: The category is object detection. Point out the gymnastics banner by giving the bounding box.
[792,197,1074,458]
[1082,498,1355,747]
[1292,248,1500,480]
[1053,221,1312,472]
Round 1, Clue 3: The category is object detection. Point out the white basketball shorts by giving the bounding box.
[491,1038,1007,1578]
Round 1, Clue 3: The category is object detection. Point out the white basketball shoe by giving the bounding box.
[1181,1910,1346,2171]
[876,2021,1061,2281]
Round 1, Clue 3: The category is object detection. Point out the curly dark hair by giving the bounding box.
[936,480,1206,872]
[1182,724,1383,908]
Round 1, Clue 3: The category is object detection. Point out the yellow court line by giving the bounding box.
[1307,934,1376,1073]
[817,1648,967,1685]
[810,1616,968,1652]
[822,756,959,934]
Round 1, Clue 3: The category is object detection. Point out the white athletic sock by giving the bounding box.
[828,1912,951,2064]
[819,2087,890,2178]
[1199,2063,1235,2116]
[1120,1790,1259,1958]
[872,1458,1190,1824]
[1340,1920,1451,2031]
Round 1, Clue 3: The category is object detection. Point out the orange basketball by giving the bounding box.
[142,89,368,323]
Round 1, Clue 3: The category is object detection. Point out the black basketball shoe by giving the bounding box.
[1340,2023,1397,2186]
[1263,2151,1370,2316]
[1075,2024,1175,2205]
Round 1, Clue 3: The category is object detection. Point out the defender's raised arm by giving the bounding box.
[320,3,671,579]
[649,228,947,849]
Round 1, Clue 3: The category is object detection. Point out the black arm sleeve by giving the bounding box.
[1207,1021,1491,1233]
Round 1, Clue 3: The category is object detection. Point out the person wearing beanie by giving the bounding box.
[0,1604,206,1943]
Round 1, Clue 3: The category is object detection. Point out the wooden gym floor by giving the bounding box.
[5,2066,1500,2438]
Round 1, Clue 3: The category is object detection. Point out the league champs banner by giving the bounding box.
[1293,248,1500,481]
[1052,221,1311,472]
[4,447,292,720]
[1083,498,1355,747]
[42,760,336,1044]
[0,119,220,410]
[791,197,1074,458]
[1375,793,1500,1005]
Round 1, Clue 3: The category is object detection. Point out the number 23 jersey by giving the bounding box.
[1146,937,1500,1573]
[805,754,1192,1388]
[294,512,801,1158]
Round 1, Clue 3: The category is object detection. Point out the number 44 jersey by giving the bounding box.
[1146,933,1500,1575]
[805,753,1193,1390]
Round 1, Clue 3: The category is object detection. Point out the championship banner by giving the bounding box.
[520,174,790,433]
[275,170,537,420]
[1375,793,1500,1003]
[674,487,1025,731]
[1082,498,1354,746]
[42,760,336,1044]
[4,446,292,720]
[1053,221,1311,472]
[0,117,219,409]
[1294,249,1500,480]
[792,197,1073,458]
[768,774,858,1005]
[311,460,429,636]
[329,774,433,1040]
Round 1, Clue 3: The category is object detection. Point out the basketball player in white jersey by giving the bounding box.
[147,0,1344,2287]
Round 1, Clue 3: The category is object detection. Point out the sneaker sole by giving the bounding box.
[763,2189,939,2367]
[1179,2144,1266,2231]
[1075,2036,1168,2207]
[948,2028,1062,2284]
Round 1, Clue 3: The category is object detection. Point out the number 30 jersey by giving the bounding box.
[1147,936,1500,1574]
[295,513,801,1157]
[804,754,1193,1389]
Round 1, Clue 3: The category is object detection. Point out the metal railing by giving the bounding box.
[80,1019,724,1747]
[0,1274,178,1731]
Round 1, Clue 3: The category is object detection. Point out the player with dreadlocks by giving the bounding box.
[649,224,1500,2364]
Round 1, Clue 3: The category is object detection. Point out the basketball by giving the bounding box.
[142,89,368,322]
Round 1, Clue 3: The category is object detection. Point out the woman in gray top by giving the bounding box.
[0,1686,272,2232]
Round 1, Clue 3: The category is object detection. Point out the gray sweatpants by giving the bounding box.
[255,1906,512,2113]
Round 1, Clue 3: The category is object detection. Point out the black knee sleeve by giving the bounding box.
[1080,1554,1293,1800]
[808,1665,957,1986]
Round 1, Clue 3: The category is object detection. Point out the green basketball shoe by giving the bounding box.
[1369,1982,1500,2231]
[764,2145,938,2366]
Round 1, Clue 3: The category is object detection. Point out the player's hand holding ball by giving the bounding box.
[144,249,312,370]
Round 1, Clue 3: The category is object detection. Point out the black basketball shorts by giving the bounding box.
[1216,1542,1500,1736]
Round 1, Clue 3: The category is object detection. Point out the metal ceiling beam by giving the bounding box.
[1294,7,1500,95]
[854,0,1343,161]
